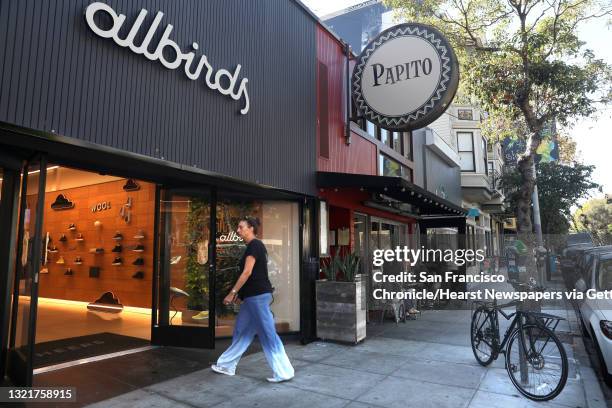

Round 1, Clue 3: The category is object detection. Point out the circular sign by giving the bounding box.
[352,23,459,131]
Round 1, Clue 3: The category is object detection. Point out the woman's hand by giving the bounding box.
[223,292,237,305]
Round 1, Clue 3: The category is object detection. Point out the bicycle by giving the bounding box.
[470,280,568,401]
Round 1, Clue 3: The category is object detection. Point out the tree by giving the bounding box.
[501,161,600,249]
[386,0,612,279]
[573,197,612,245]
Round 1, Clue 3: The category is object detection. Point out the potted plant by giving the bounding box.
[316,251,366,344]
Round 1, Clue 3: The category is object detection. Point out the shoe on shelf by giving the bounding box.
[132,244,144,252]
[112,244,122,253]
[192,310,209,320]
[111,257,122,266]
[48,246,59,253]
[112,231,123,241]
[134,230,145,239]
[132,271,144,279]
[74,257,83,265]
[75,233,84,241]
[56,256,65,264]
[59,234,67,242]
[170,255,181,265]
[89,247,104,254]
[266,376,294,383]
[64,268,73,276]
[211,364,235,376]
[132,258,144,266]
[68,223,76,230]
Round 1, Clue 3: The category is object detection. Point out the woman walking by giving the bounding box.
[211,216,295,382]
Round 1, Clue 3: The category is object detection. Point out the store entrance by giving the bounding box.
[5,158,158,385]
[33,165,155,370]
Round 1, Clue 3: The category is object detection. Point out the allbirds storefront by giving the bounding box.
[0,0,319,386]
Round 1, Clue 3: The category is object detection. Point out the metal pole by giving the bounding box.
[531,161,544,283]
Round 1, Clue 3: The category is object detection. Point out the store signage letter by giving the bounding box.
[85,2,250,115]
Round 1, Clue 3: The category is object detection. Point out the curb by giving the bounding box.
[572,316,608,408]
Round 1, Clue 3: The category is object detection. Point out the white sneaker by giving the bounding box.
[266,375,294,383]
[211,364,235,376]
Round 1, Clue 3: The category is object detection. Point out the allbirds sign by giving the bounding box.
[84,2,250,115]
[352,23,459,131]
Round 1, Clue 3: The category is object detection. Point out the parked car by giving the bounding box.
[560,244,594,289]
[576,246,612,282]
[575,251,612,384]
[565,232,593,247]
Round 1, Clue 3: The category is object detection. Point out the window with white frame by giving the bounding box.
[457,108,473,120]
[482,137,488,174]
[366,120,376,138]
[457,132,475,171]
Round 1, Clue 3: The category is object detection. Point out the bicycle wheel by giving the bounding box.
[505,324,568,401]
[471,307,496,366]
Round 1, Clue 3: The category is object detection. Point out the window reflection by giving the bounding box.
[215,199,300,336]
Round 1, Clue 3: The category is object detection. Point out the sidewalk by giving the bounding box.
[87,295,607,408]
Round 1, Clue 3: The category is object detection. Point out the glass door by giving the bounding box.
[7,156,48,386]
[152,188,215,348]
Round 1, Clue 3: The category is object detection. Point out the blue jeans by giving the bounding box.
[216,292,294,379]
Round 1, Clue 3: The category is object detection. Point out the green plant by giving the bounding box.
[321,252,360,282]
[184,198,210,310]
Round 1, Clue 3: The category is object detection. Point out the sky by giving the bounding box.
[302,0,612,198]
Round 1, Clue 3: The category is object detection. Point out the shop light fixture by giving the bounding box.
[1,166,60,181]
[28,165,59,175]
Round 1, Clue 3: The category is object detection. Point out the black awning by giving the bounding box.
[317,171,467,217]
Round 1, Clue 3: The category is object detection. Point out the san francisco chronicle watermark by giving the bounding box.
[370,246,612,302]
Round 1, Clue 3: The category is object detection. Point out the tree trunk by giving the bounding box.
[515,127,544,312]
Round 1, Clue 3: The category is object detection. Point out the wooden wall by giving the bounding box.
[316,24,377,176]
[37,179,155,308]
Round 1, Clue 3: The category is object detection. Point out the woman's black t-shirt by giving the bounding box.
[237,239,273,299]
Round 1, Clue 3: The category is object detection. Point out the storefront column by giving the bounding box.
[0,165,21,381]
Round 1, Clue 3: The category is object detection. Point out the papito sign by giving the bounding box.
[352,23,459,131]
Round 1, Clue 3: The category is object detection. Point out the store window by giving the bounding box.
[353,213,367,276]
[8,164,156,364]
[319,200,329,256]
[379,153,411,181]
[215,198,300,336]
[365,120,376,138]
[161,192,212,329]
[392,132,402,155]
[457,132,475,171]
[404,132,413,160]
[380,128,390,146]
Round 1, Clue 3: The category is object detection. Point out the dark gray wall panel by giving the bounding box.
[412,128,461,206]
[0,0,317,194]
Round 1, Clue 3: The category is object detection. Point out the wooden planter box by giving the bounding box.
[316,278,366,344]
